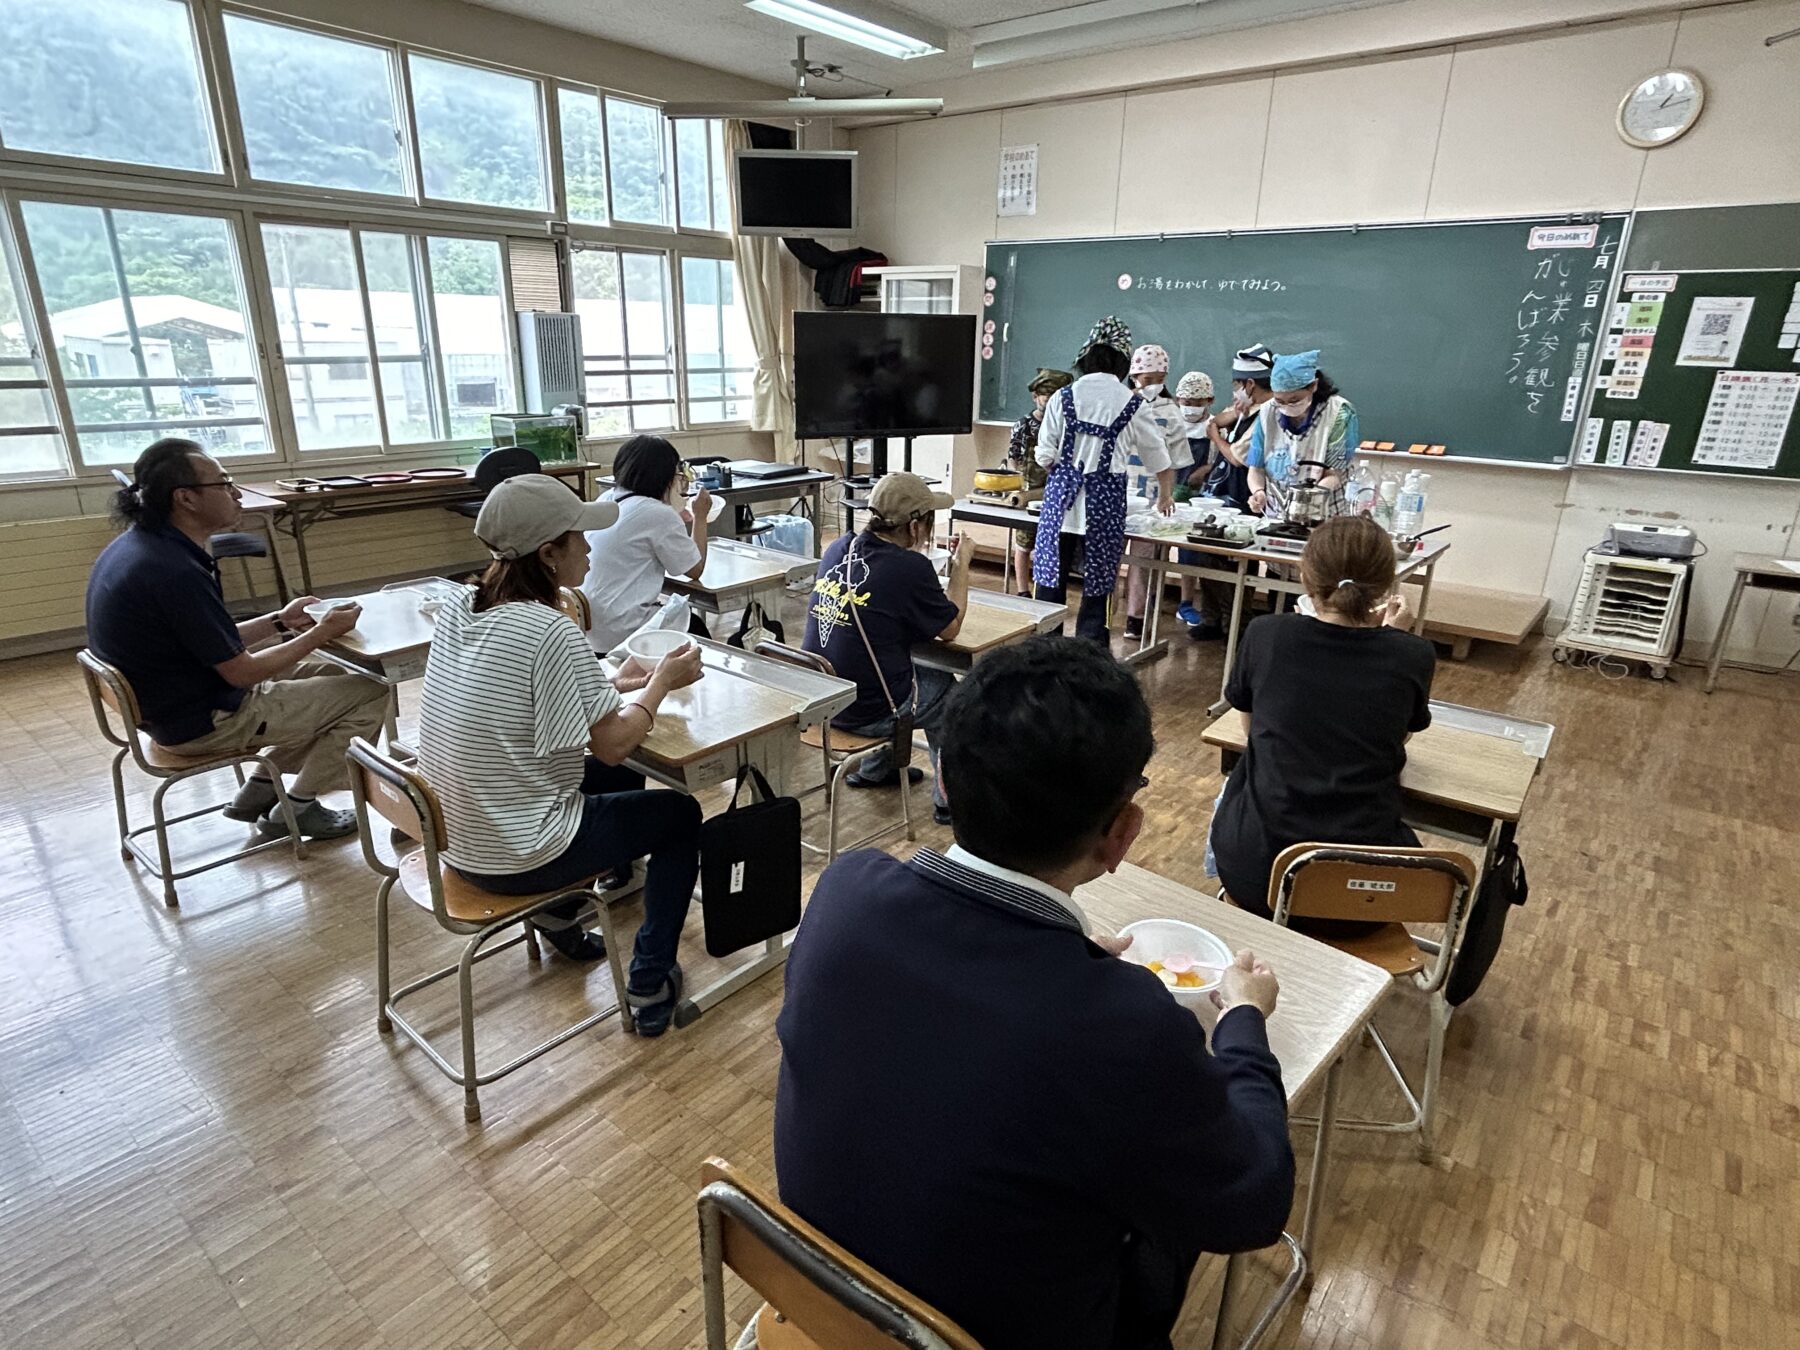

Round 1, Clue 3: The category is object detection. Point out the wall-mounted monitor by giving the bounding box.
[734,149,858,236]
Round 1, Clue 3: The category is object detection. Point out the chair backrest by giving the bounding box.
[76,649,156,768]
[1269,843,1478,990]
[347,736,456,922]
[558,586,591,631]
[696,1158,980,1350]
[472,446,541,493]
[754,640,834,678]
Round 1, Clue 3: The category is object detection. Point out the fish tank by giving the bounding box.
[489,413,579,465]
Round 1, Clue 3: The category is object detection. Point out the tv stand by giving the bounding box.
[866,435,915,478]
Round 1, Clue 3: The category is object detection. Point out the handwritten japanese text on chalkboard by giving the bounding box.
[1509,237,1615,416]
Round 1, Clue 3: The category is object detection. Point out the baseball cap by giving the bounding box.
[868,472,953,526]
[475,474,620,560]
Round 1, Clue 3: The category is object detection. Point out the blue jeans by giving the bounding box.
[462,759,701,991]
[837,664,955,808]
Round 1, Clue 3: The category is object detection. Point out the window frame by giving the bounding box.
[671,117,731,237]
[403,49,554,220]
[0,0,233,187]
[0,196,72,482]
[256,214,524,461]
[678,255,755,428]
[9,185,282,476]
[571,241,684,436]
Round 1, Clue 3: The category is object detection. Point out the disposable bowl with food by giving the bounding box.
[624,628,692,664]
[304,601,359,625]
[1116,918,1233,1010]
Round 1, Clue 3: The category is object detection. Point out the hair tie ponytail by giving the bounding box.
[1335,578,1356,591]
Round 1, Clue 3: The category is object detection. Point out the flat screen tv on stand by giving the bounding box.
[792,312,977,480]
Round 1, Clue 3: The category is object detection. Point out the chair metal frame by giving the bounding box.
[77,649,304,907]
[696,1157,980,1350]
[753,642,914,861]
[1269,843,1477,1162]
[348,736,634,1122]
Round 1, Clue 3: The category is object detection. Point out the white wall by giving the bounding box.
[851,0,1800,663]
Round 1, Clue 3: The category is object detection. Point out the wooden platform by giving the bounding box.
[1403,579,1550,659]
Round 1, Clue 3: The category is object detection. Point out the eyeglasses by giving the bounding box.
[1271,391,1312,409]
[185,475,239,492]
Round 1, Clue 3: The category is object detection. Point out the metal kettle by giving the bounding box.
[1284,459,1333,528]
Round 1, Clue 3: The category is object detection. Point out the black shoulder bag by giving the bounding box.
[698,765,802,957]
[1446,835,1528,1007]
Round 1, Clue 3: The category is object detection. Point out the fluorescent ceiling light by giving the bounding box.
[744,0,946,60]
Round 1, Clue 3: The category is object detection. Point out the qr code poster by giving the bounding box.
[1676,295,1754,368]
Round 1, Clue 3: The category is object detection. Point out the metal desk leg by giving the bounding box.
[1704,570,1749,693]
[1208,559,1252,717]
[1301,1058,1342,1256]
[1412,557,1438,636]
[1123,542,1171,668]
[810,482,824,555]
[287,502,319,596]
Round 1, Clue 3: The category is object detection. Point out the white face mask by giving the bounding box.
[1138,382,1163,399]
[1181,407,1208,424]
[1277,396,1313,422]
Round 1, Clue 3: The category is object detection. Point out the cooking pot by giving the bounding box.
[1284,459,1333,528]
[973,467,1024,493]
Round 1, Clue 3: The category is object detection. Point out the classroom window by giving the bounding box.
[674,120,730,233]
[557,87,609,225]
[262,224,514,452]
[681,257,753,425]
[571,245,675,435]
[223,14,410,197]
[603,96,670,228]
[407,54,548,212]
[0,0,219,174]
[21,200,268,466]
[0,217,66,478]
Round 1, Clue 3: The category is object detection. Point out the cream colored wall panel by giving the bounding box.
[1427,18,1677,218]
[994,99,1127,242]
[1257,53,1451,227]
[891,113,1002,267]
[1374,459,1567,594]
[1544,468,1799,662]
[1637,0,1800,208]
[851,125,900,259]
[1115,77,1272,235]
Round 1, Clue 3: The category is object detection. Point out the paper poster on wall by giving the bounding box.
[1627,421,1669,469]
[997,145,1039,218]
[1675,296,1754,367]
[1692,370,1799,470]
[1606,420,1633,465]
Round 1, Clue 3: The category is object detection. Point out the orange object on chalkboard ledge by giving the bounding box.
[1376,442,1395,452]
[1359,440,1377,452]
[1427,444,1447,456]
[1407,443,1429,455]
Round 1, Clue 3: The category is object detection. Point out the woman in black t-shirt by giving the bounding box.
[1206,516,1435,919]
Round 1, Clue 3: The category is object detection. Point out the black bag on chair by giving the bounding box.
[1446,837,1528,1006]
[699,766,802,958]
[727,600,785,651]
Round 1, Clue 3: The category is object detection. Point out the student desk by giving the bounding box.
[1201,701,1546,904]
[1704,553,1800,693]
[1127,533,1452,715]
[242,461,600,595]
[599,468,835,555]
[914,590,1068,674]
[1081,863,1392,1350]
[662,537,817,618]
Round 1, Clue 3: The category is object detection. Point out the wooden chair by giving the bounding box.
[1266,843,1479,1162]
[347,736,635,1122]
[753,641,915,861]
[696,1158,981,1350]
[77,649,304,907]
[558,585,592,631]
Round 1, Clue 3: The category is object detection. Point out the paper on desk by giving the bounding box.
[1779,560,1800,574]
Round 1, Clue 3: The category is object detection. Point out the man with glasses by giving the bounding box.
[773,635,1292,1350]
[85,437,388,840]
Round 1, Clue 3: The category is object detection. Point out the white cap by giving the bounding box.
[475,474,619,560]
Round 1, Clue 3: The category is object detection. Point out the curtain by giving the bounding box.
[725,119,813,463]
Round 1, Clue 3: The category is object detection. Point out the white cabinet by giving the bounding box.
[861,265,985,486]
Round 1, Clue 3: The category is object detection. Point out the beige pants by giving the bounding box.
[173,660,389,798]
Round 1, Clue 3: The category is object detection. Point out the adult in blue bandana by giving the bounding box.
[1246,349,1360,521]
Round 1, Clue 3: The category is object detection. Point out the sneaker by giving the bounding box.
[845,766,925,789]
[626,964,684,1038]
[532,920,608,962]
[222,777,278,822]
[1189,623,1225,642]
[1176,603,1202,629]
[1123,617,1144,640]
[258,799,358,841]
[932,804,952,827]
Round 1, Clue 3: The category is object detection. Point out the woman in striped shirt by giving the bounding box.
[418,475,704,1036]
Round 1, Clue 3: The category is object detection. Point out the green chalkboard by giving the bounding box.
[1581,269,1800,479]
[981,215,1629,466]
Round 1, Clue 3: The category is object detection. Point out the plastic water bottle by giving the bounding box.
[1374,473,1400,531]
[1349,462,1377,516]
[1392,469,1427,537]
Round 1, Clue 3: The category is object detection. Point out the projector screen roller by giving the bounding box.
[735,150,857,235]
[793,312,977,440]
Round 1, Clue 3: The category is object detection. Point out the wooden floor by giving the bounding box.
[5,574,1799,1350]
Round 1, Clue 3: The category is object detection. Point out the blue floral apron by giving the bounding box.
[1032,386,1143,593]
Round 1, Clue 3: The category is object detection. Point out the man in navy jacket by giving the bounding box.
[775,635,1293,1350]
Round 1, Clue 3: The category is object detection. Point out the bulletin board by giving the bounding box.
[1579,268,1800,479]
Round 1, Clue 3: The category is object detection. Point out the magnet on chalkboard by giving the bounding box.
[1407,443,1429,455]
[1376,442,1396,452]
[1427,445,1447,456]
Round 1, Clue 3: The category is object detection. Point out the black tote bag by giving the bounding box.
[698,765,802,957]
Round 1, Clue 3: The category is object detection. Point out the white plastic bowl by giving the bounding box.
[923,546,952,575]
[624,628,692,664]
[1116,918,1233,1010]
[304,601,358,624]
